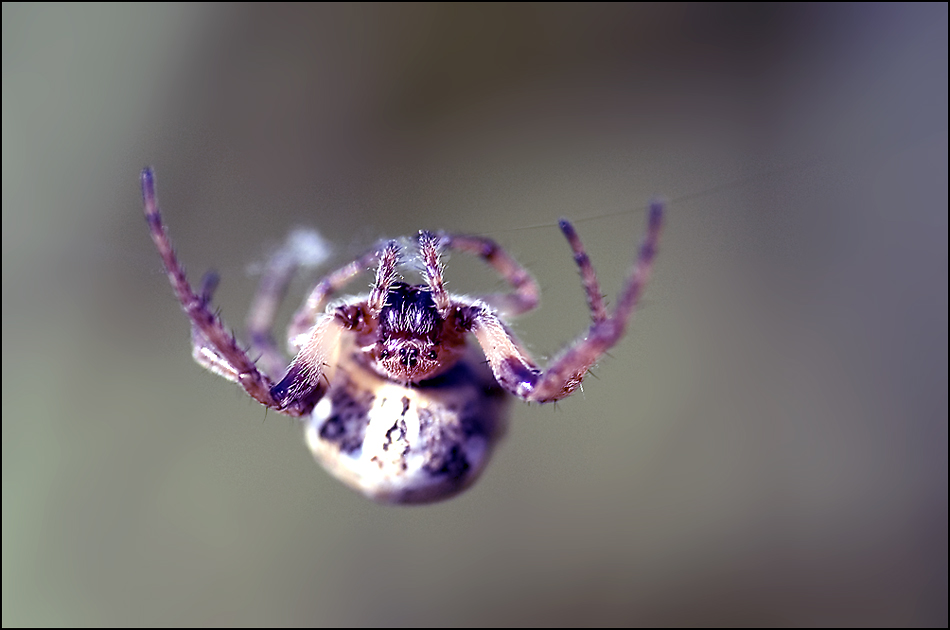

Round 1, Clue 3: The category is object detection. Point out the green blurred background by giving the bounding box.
[3,4,946,625]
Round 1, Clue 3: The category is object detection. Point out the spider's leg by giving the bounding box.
[287,242,399,352]
[558,220,607,323]
[246,246,301,377]
[246,230,331,377]
[288,255,375,345]
[438,233,540,316]
[461,202,663,403]
[190,325,241,381]
[532,203,662,401]
[192,271,241,381]
[607,201,662,327]
[140,168,303,415]
[272,305,363,408]
[457,301,542,399]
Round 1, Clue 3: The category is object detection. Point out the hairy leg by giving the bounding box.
[245,229,331,377]
[437,233,541,316]
[140,168,306,415]
[286,247,388,351]
[463,202,663,402]
[271,313,349,408]
[558,220,607,323]
[272,242,400,408]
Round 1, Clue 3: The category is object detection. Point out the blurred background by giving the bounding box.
[3,3,946,626]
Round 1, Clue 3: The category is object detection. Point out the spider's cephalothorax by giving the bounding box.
[141,168,663,503]
[372,282,456,384]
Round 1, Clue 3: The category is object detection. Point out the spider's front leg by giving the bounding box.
[141,168,307,417]
[285,248,383,350]
[271,240,400,408]
[465,202,663,403]
[269,310,352,408]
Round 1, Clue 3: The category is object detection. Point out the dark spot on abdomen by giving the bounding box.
[425,443,470,481]
[318,380,373,453]
[383,418,407,451]
[319,414,366,453]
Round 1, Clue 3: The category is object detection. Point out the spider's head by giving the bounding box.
[373,282,451,383]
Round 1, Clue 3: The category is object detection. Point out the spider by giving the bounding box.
[140,167,663,504]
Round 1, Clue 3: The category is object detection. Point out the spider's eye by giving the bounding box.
[379,349,390,359]
[427,350,438,360]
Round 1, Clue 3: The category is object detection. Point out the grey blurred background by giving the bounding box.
[3,3,946,626]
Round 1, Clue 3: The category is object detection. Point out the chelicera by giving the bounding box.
[140,168,663,504]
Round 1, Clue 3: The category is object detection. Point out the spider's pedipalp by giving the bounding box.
[368,240,401,316]
[418,230,450,315]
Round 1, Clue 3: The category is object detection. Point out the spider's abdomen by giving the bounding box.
[305,348,509,504]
